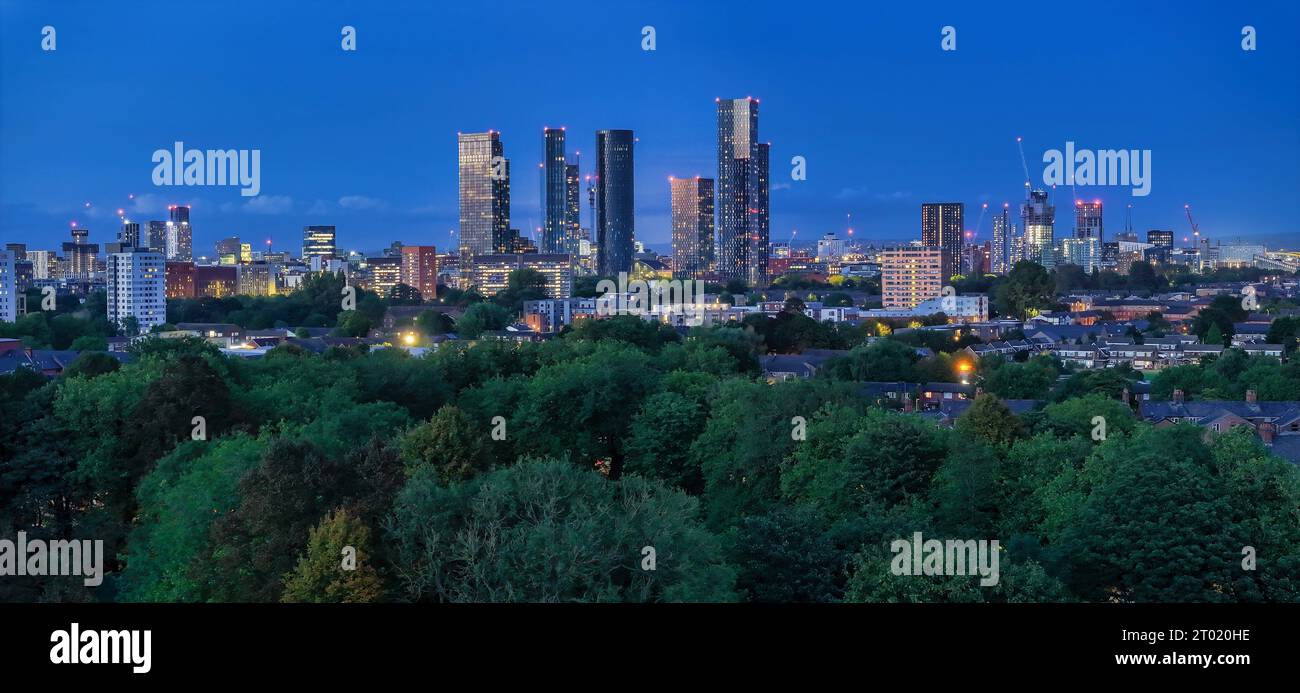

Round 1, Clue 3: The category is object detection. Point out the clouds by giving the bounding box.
[338,195,386,210]
[242,194,294,214]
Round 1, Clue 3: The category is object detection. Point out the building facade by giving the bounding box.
[458,131,511,258]
[595,129,635,276]
[881,247,945,309]
[107,249,166,333]
[921,202,963,280]
[670,176,715,280]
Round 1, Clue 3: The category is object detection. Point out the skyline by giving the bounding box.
[2,1,1298,255]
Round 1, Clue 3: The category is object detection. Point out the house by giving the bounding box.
[0,346,134,377]
[759,348,848,382]
[1231,322,1272,345]
[1239,343,1285,359]
[921,396,1044,427]
[1139,389,1300,464]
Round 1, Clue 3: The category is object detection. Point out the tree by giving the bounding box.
[386,283,425,306]
[281,509,384,603]
[61,352,121,379]
[955,394,1025,447]
[388,458,737,602]
[1205,322,1225,347]
[623,391,706,493]
[724,505,843,602]
[994,261,1054,319]
[399,405,495,484]
[454,302,513,339]
[335,310,372,338]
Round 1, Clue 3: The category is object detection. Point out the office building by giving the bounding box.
[595,129,635,276]
[119,221,142,248]
[146,221,168,254]
[670,176,715,280]
[302,225,337,261]
[165,261,197,298]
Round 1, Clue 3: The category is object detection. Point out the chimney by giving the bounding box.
[1121,387,1131,405]
[1172,389,1184,404]
[1246,389,1257,404]
[903,395,914,413]
[1259,421,1275,445]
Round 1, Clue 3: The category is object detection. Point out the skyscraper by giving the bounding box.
[991,204,1012,274]
[565,163,581,256]
[146,221,167,254]
[542,128,570,255]
[670,176,715,280]
[1074,200,1103,240]
[107,248,166,333]
[302,226,337,260]
[716,97,770,286]
[1021,189,1056,267]
[595,129,635,276]
[458,131,511,258]
[62,227,99,280]
[166,205,193,261]
[119,221,142,248]
[921,202,963,281]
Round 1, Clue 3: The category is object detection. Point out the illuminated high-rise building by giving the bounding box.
[881,247,944,309]
[400,245,439,300]
[62,226,99,280]
[302,225,337,261]
[991,204,1012,274]
[107,248,166,333]
[565,163,581,256]
[542,128,570,255]
[166,205,192,261]
[458,131,511,258]
[670,176,715,280]
[921,202,963,281]
[595,129,635,276]
[1074,200,1103,240]
[1021,189,1056,267]
[716,97,770,286]
[119,221,142,248]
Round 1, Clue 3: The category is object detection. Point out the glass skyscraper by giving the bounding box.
[1022,189,1056,268]
[716,97,769,287]
[595,129,635,276]
[991,204,1012,274]
[542,128,569,254]
[670,176,715,280]
[458,131,511,258]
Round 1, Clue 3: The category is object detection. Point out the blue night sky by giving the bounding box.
[2,0,1297,256]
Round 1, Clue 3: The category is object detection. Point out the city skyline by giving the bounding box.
[2,2,1298,255]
